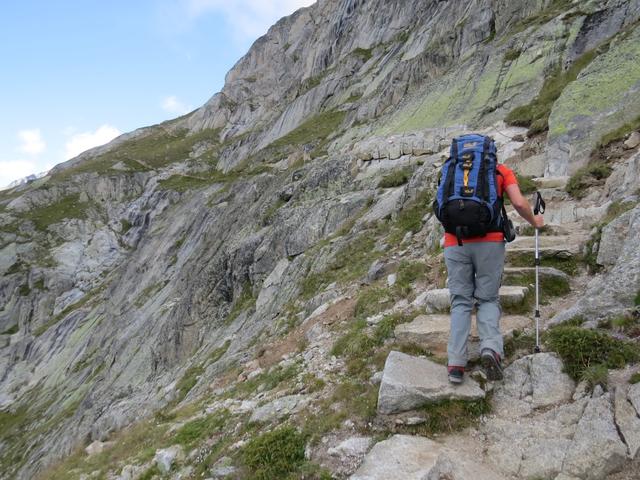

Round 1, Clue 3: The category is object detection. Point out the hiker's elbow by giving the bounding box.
[510,199,527,211]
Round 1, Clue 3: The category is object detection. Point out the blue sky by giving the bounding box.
[0,0,315,187]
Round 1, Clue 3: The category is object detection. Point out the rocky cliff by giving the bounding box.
[1,1,640,479]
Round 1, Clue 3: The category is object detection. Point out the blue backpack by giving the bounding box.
[433,134,505,245]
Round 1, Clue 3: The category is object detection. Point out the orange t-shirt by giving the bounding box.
[443,164,518,248]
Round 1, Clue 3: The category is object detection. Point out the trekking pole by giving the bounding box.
[533,191,546,353]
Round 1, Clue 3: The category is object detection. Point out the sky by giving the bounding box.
[0,0,315,188]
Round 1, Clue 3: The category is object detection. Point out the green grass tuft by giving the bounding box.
[386,190,432,243]
[225,283,256,325]
[504,48,522,61]
[378,168,412,188]
[1,324,19,335]
[352,47,373,62]
[241,426,307,480]
[565,163,613,199]
[396,398,491,437]
[581,363,609,390]
[120,219,133,234]
[597,115,640,148]
[208,340,231,364]
[175,364,205,402]
[394,260,428,296]
[267,109,347,153]
[630,372,640,384]
[544,326,640,380]
[174,409,230,447]
[138,465,162,480]
[504,330,536,358]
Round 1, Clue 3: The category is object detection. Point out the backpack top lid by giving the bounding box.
[449,134,497,160]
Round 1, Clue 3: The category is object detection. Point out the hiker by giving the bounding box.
[432,134,544,383]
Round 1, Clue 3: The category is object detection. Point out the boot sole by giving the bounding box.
[481,353,503,381]
[448,374,463,384]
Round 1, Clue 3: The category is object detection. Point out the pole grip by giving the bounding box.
[534,191,546,216]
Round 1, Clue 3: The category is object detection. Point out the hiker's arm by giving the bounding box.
[505,184,544,228]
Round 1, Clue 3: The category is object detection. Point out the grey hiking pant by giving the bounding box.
[444,242,505,367]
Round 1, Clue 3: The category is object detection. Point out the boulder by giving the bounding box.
[365,260,385,284]
[349,435,440,480]
[492,353,575,418]
[563,391,627,479]
[327,436,373,467]
[84,440,112,456]
[377,351,485,415]
[154,445,184,474]
[624,131,640,149]
[358,187,405,225]
[249,394,309,423]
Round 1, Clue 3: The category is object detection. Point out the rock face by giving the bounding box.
[552,205,640,324]
[546,18,640,176]
[377,351,485,415]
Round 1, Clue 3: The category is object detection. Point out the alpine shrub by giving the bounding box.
[544,326,639,380]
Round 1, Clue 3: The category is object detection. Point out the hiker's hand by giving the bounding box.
[532,215,544,229]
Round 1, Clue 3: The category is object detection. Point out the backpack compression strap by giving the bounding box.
[477,136,492,202]
[442,139,458,205]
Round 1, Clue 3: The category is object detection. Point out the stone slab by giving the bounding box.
[377,351,485,415]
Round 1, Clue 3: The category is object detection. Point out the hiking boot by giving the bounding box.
[481,348,503,381]
[448,366,464,384]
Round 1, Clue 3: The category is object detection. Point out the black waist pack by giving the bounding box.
[501,205,516,242]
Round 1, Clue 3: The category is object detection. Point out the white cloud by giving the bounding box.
[64,125,122,160]
[187,0,316,39]
[162,95,193,115]
[17,129,46,155]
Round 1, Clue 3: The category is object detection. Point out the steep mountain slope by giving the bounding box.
[1,0,640,479]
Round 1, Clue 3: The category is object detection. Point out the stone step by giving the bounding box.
[413,286,528,313]
[377,351,485,415]
[508,235,580,249]
[505,246,578,264]
[513,222,573,236]
[503,266,570,284]
[350,434,506,480]
[394,314,531,359]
